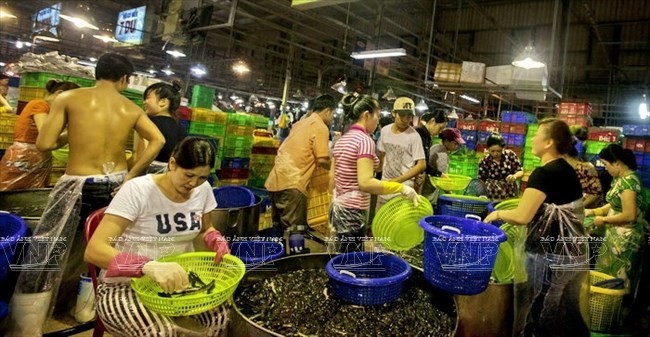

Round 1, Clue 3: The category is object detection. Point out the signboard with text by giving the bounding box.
[32,3,61,36]
[115,6,147,45]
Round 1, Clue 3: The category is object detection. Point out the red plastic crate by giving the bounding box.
[217,168,250,180]
[252,146,278,155]
[624,138,650,153]
[475,143,487,154]
[456,119,479,131]
[559,102,592,116]
[506,146,524,158]
[478,120,501,133]
[587,128,620,143]
[178,106,192,120]
[500,123,527,135]
[559,114,590,127]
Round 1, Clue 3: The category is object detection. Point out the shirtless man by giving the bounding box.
[8,53,165,336]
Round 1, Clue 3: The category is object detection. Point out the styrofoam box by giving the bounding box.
[485,65,513,86]
[460,61,486,84]
[512,66,548,87]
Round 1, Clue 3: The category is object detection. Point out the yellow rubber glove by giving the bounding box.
[381,181,403,194]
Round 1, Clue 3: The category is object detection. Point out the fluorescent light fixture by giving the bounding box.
[161,65,174,75]
[0,9,17,19]
[460,94,480,104]
[0,62,5,67]
[133,71,154,78]
[33,30,60,42]
[166,50,186,58]
[60,13,99,30]
[350,48,406,60]
[93,35,118,43]
[416,99,428,111]
[190,65,207,76]
[640,95,649,120]
[512,45,545,69]
[77,60,97,67]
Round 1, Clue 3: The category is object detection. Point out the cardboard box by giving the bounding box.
[460,61,486,84]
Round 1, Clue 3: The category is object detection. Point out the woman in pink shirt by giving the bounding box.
[330,93,418,252]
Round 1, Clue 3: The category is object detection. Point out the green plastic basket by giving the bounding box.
[131,252,245,316]
[430,174,472,192]
[372,195,433,251]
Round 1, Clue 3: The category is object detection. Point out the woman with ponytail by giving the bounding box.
[330,93,419,253]
[586,143,647,288]
[0,79,79,190]
[135,81,187,173]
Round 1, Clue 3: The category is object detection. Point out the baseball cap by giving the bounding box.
[440,128,465,144]
[393,97,415,116]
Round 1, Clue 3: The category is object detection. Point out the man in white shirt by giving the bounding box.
[376,97,425,210]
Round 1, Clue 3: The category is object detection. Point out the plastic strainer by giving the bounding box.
[430,174,472,192]
[492,222,526,283]
[372,195,433,251]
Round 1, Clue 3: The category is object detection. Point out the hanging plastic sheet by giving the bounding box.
[0,142,52,191]
[512,199,591,337]
[330,191,369,253]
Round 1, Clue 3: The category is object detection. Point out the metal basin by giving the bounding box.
[0,188,51,230]
[231,253,458,337]
[212,195,262,239]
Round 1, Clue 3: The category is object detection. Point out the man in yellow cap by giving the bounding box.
[376,97,425,210]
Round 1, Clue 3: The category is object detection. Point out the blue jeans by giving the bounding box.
[514,252,590,337]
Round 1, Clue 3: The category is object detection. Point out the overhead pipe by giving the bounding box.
[424,0,438,84]
[560,0,572,95]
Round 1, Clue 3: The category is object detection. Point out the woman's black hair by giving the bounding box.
[568,137,580,158]
[599,143,637,171]
[340,93,379,121]
[422,109,448,124]
[538,118,573,154]
[144,81,182,118]
[487,132,506,148]
[95,53,134,81]
[170,137,216,169]
[45,80,79,94]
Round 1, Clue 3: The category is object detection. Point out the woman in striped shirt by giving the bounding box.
[330,93,419,253]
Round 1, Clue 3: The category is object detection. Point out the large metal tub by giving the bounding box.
[212,195,262,238]
[0,188,51,230]
[231,253,458,337]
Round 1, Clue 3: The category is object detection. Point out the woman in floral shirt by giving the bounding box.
[585,144,647,289]
[478,133,524,200]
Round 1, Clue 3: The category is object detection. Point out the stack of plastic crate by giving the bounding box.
[622,125,650,187]
[188,108,227,172]
[251,114,270,130]
[249,130,279,188]
[585,127,620,170]
[306,167,331,236]
[557,102,592,127]
[0,112,17,150]
[448,153,479,179]
[190,85,215,109]
[177,106,192,131]
[216,113,254,186]
[522,124,541,174]
[500,111,536,158]
[476,120,501,153]
[456,119,478,150]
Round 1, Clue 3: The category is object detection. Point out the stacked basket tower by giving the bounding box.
[249,128,278,189]
[622,124,650,188]
[452,119,480,179]
[583,128,619,171]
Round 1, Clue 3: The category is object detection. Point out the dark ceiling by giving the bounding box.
[1,0,649,125]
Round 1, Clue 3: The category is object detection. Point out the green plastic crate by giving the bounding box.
[188,121,226,136]
[223,146,251,158]
[227,113,254,127]
[223,135,253,149]
[585,140,610,155]
[19,72,63,87]
[66,76,95,88]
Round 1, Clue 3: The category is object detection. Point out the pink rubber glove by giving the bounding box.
[105,252,151,278]
[204,230,230,264]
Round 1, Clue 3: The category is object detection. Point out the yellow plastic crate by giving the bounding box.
[307,168,331,228]
[590,270,626,332]
[18,86,47,102]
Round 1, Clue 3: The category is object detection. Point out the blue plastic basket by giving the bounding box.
[230,240,284,267]
[436,194,491,218]
[213,186,255,208]
[326,252,412,306]
[419,215,507,295]
[0,212,29,281]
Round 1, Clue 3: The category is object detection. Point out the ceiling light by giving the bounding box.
[512,45,545,69]
[89,57,97,62]
[33,30,60,42]
[60,4,99,30]
[293,89,303,98]
[232,61,250,74]
[161,65,174,75]
[447,109,460,119]
[190,65,207,76]
[0,62,5,67]
[331,76,347,95]
[249,94,259,103]
[460,94,480,104]
[93,35,118,43]
[166,50,186,58]
[382,87,397,101]
[350,48,406,60]
[416,99,428,111]
[147,65,157,75]
[0,9,17,19]
[640,94,649,120]
[267,101,276,109]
